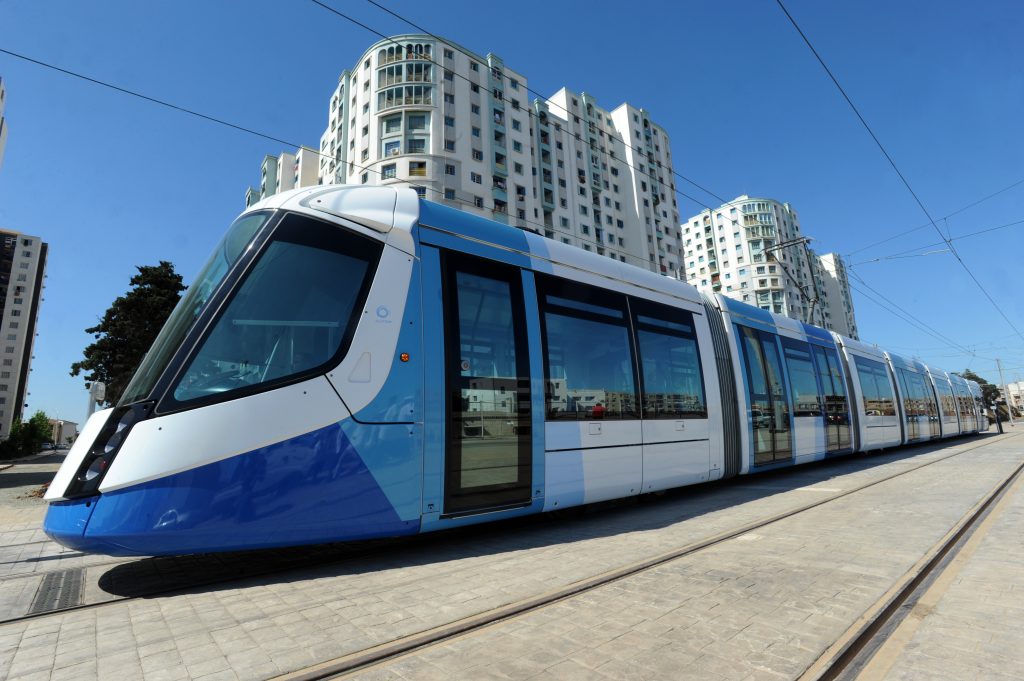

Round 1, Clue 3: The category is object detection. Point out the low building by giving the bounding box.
[49,419,77,446]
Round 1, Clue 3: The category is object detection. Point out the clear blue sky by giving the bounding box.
[0,0,1022,426]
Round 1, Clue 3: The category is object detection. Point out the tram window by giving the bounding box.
[854,356,896,416]
[935,380,957,417]
[740,329,768,398]
[813,346,849,417]
[171,215,381,404]
[782,340,822,416]
[631,300,706,419]
[539,277,638,420]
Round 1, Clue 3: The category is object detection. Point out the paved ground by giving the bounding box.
[0,433,1020,680]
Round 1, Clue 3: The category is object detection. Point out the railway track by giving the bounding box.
[269,433,1022,681]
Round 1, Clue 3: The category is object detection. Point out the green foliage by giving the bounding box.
[0,410,51,460]
[70,262,185,405]
[958,369,1000,405]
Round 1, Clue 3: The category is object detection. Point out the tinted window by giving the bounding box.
[171,215,381,405]
[120,211,271,405]
[782,340,822,416]
[540,277,637,420]
[632,301,706,419]
[854,356,896,416]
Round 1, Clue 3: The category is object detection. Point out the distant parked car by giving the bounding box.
[41,442,54,451]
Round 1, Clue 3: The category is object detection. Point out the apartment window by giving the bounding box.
[509,78,519,90]
[445,139,456,151]
[512,119,521,131]
[21,239,32,246]
[9,310,19,317]
[470,172,482,184]
[471,83,479,93]
[560,217,569,227]
[470,62,479,72]
[21,251,30,257]
[360,173,368,184]
[407,138,426,153]
[512,141,522,153]
[414,187,427,198]
[513,162,523,174]
[8,323,16,329]
[472,126,481,137]
[4,335,12,341]
[444,189,456,200]
[444,93,455,104]
[471,104,480,114]
[444,48,454,59]
[445,164,456,175]
[444,116,455,127]
[474,196,484,207]
[409,161,427,177]
[18,262,28,269]
[443,70,453,81]
[0,372,7,379]
[383,140,400,156]
[382,163,397,179]
[361,148,369,161]
[472,149,483,161]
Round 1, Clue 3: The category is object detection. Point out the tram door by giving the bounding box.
[897,371,920,441]
[813,346,851,452]
[739,327,791,465]
[442,256,532,516]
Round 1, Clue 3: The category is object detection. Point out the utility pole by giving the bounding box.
[997,358,1014,425]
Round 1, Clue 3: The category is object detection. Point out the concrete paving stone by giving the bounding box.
[141,666,191,681]
[267,648,318,671]
[231,663,281,681]
[184,655,232,678]
[191,670,239,681]
[179,642,228,667]
[50,659,97,681]
[592,656,667,681]
[5,654,54,679]
[140,648,184,672]
[6,671,53,681]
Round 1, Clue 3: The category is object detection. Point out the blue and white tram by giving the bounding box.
[43,185,988,556]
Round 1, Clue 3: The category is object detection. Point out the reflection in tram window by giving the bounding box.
[540,278,637,420]
[812,346,851,450]
[854,356,896,416]
[632,302,706,419]
[782,341,822,416]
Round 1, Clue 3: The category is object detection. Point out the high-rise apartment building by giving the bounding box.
[815,252,858,338]
[0,230,47,438]
[0,77,9,174]
[245,147,319,208]
[252,35,682,277]
[683,196,858,338]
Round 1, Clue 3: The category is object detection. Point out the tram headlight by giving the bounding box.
[66,402,153,498]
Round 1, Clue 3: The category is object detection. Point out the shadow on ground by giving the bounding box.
[93,433,1008,600]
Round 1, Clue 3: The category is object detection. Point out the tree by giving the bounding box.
[0,410,51,459]
[70,262,185,405]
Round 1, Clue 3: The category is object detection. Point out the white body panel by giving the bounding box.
[44,408,114,501]
[99,377,349,493]
[325,246,413,417]
[544,420,642,507]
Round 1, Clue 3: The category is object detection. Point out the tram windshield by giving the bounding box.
[168,213,382,405]
[119,212,271,406]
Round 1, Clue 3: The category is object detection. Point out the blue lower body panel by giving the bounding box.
[43,422,420,556]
